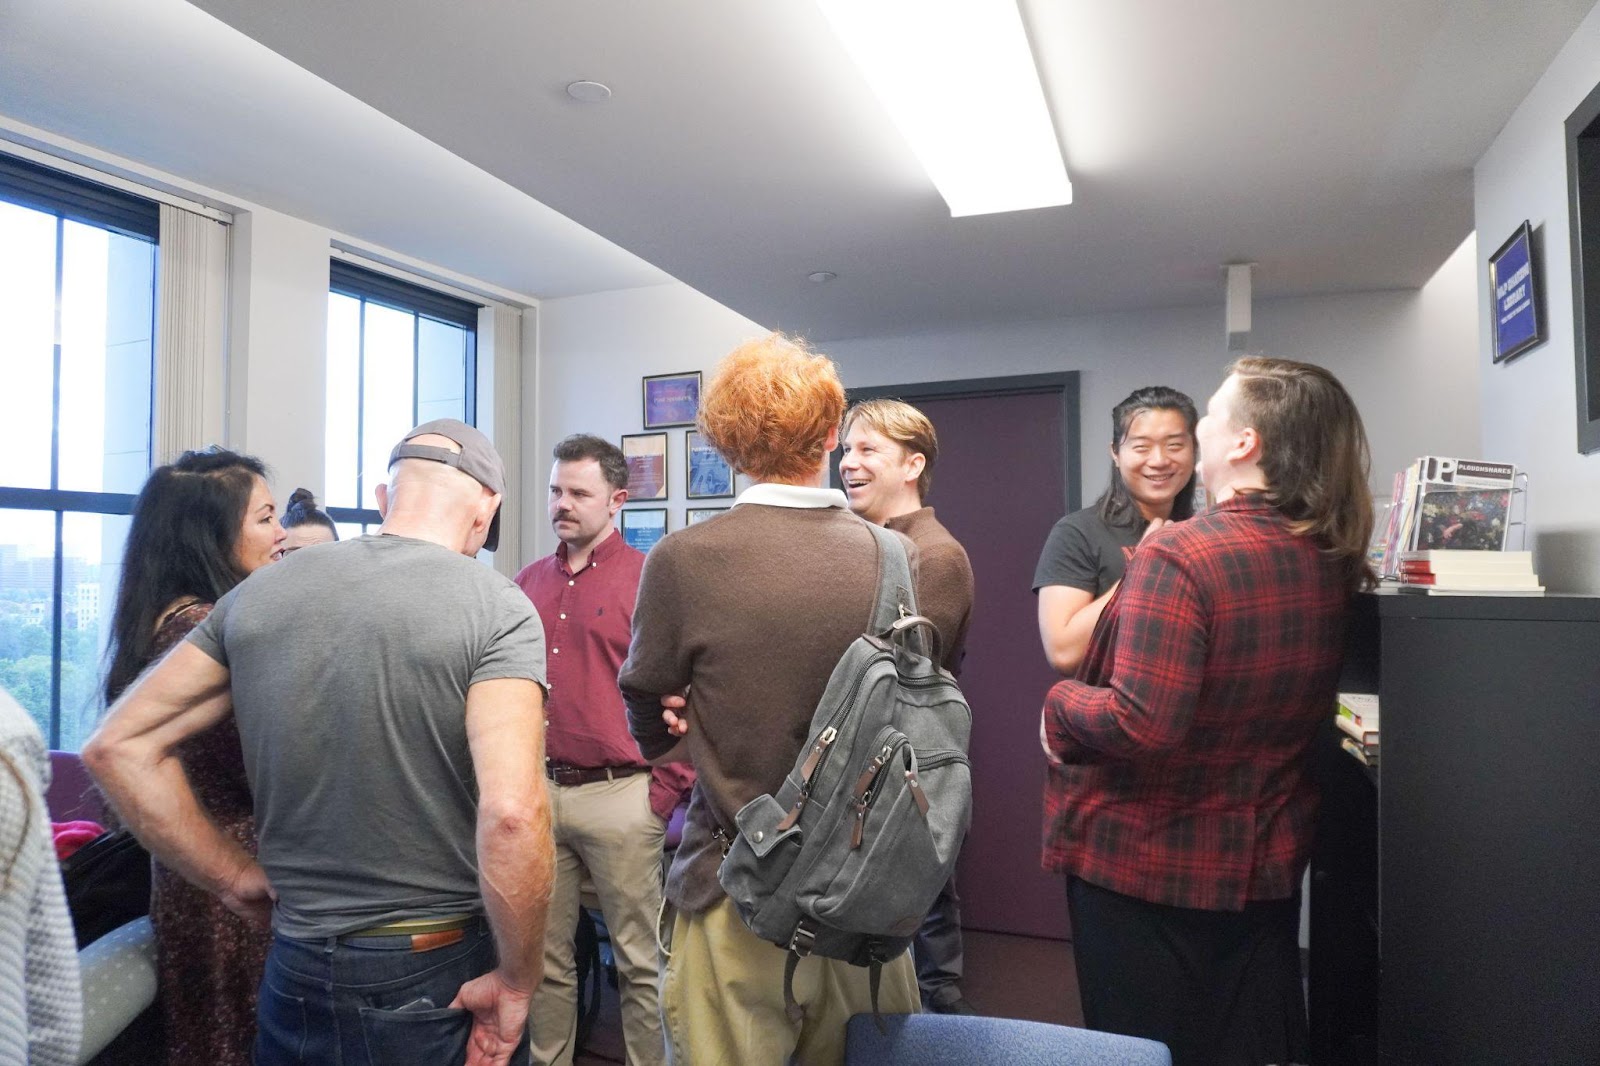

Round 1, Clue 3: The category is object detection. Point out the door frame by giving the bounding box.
[841,372,1083,515]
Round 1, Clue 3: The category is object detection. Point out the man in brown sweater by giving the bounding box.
[839,398,977,1016]
[621,334,920,1066]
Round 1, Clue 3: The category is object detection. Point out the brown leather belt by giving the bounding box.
[546,763,650,787]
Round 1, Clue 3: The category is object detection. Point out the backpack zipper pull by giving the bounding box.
[905,769,930,816]
[902,746,930,816]
[848,745,895,849]
[798,726,838,785]
[778,726,839,831]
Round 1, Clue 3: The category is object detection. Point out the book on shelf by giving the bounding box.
[1380,456,1520,576]
[1396,584,1546,596]
[1399,549,1534,575]
[1341,737,1378,768]
[1335,713,1380,746]
[1397,572,1543,590]
[1336,692,1380,727]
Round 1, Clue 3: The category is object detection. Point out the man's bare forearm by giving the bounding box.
[477,787,554,992]
[86,731,256,896]
[83,644,255,899]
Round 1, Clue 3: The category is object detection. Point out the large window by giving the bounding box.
[0,154,157,749]
[325,260,480,535]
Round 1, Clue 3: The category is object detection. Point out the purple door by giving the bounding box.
[844,379,1078,940]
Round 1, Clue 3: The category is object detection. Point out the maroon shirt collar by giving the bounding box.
[555,526,624,575]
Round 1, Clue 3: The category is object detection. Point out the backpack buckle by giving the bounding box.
[788,921,817,958]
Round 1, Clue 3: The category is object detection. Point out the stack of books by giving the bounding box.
[1336,693,1379,768]
[1396,549,1544,595]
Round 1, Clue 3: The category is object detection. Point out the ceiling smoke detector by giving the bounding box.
[565,80,612,102]
[808,271,837,283]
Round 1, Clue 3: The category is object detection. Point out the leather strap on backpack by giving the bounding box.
[783,920,818,1023]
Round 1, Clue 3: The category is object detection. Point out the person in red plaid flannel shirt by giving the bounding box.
[1041,357,1375,1066]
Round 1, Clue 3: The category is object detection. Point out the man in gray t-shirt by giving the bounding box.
[88,420,553,1066]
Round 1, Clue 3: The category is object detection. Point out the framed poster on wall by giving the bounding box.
[621,433,668,501]
[1488,221,1544,364]
[686,430,734,498]
[620,507,668,552]
[643,371,702,429]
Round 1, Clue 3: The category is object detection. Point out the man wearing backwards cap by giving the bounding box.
[87,419,554,1066]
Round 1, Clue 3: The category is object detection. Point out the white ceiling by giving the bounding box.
[4,1,1595,337]
[0,0,669,300]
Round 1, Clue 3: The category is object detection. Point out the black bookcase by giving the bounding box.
[1309,591,1600,1065]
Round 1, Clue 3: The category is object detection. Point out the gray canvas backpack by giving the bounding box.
[717,522,973,1018]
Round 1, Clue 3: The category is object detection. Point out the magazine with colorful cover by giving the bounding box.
[1379,457,1519,576]
[1409,457,1516,553]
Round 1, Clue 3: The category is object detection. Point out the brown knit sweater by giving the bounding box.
[885,507,974,676]
[621,500,917,912]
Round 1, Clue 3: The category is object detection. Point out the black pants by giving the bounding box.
[913,872,964,1007]
[1067,877,1308,1066]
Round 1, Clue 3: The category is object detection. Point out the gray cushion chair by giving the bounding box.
[845,1013,1172,1066]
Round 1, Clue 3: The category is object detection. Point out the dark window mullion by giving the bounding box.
[464,328,477,427]
[51,214,64,493]
[49,215,65,748]
[48,512,63,748]
[356,297,367,512]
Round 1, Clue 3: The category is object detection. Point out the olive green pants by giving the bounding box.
[660,897,920,1066]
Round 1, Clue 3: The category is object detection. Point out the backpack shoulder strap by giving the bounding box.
[865,522,916,635]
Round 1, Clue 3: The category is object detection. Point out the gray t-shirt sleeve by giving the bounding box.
[185,584,239,666]
[469,587,548,690]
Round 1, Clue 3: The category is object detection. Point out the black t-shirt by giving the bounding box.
[1031,506,1142,597]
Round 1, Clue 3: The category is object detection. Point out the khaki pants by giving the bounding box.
[660,897,920,1066]
[528,773,666,1066]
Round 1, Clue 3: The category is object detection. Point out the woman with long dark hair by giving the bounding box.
[1033,385,1199,675]
[279,487,339,555]
[103,446,283,1066]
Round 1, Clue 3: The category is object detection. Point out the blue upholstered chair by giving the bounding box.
[845,1013,1172,1066]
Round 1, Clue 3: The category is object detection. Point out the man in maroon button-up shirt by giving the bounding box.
[514,435,692,1066]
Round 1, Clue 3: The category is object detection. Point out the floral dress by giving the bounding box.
[146,602,270,1066]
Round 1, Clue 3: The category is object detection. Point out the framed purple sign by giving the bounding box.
[1488,221,1544,364]
[643,371,702,429]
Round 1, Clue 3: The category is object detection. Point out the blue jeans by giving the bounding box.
[255,918,532,1066]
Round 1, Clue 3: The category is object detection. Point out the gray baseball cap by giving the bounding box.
[388,418,505,552]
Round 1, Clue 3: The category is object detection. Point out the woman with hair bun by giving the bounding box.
[101,446,283,1066]
[280,487,339,555]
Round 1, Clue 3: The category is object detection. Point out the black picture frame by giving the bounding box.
[685,430,735,499]
[1565,79,1600,453]
[1488,221,1544,365]
[643,371,702,429]
[619,507,668,552]
[620,432,668,501]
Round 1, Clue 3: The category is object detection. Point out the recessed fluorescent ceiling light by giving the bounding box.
[815,0,1071,217]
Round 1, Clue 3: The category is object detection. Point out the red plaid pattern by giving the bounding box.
[1041,495,1350,911]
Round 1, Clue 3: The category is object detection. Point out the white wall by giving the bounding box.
[1475,1,1600,592]
[825,235,1481,510]
[530,282,766,562]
